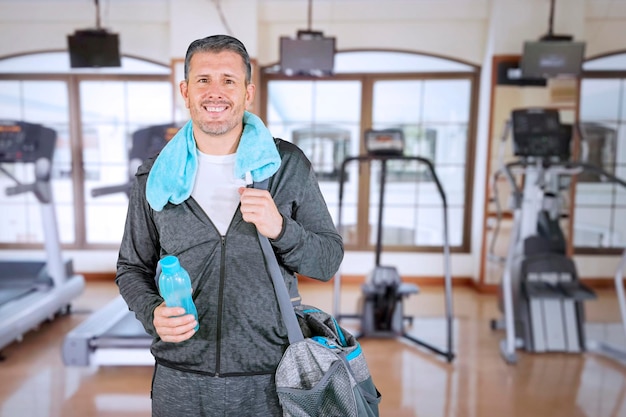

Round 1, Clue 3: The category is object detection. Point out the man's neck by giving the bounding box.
[194,127,242,155]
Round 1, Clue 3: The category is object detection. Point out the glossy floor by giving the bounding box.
[1,281,625,417]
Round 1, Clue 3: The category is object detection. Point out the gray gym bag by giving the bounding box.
[274,305,381,417]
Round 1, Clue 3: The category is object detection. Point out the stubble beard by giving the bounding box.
[198,118,236,136]
[192,106,239,137]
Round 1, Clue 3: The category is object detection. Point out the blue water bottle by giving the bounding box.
[158,255,199,332]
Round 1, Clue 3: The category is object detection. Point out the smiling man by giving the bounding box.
[115,35,344,417]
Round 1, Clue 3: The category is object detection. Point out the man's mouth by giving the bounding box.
[203,104,228,113]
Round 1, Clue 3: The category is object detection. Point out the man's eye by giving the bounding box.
[198,78,208,83]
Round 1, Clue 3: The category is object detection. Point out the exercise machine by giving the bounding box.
[63,123,176,366]
[0,120,85,354]
[489,108,626,364]
[333,128,455,363]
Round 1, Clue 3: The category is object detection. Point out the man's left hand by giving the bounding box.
[238,187,283,239]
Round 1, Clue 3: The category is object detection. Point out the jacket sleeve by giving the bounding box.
[115,169,163,337]
[269,144,344,282]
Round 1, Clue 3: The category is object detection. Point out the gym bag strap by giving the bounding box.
[254,179,304,344]
[253,179,381,417]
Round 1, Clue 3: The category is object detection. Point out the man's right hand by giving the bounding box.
[153,302,198,342]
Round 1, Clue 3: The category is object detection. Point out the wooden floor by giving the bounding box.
[1,280,626,417]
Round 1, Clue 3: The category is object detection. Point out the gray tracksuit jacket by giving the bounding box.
[116,138,344,376]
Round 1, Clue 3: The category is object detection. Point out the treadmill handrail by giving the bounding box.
[91,182,133,198]
[567,161,626,188]
[502,159,626,210]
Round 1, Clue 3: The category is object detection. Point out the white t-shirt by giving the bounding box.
[191,150,246,235]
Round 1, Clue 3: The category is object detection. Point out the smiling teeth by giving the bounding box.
[206,106,225,112]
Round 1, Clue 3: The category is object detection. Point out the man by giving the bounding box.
[116,34,344,416]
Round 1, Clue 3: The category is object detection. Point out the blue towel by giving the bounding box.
[146,111,281,211]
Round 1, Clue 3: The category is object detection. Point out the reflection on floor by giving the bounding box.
[1,281,625,417]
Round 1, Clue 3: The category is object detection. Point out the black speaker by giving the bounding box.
[67,29,121,68]
[496,61,547,87]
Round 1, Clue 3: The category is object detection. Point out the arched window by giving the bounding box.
[0,51,172,249]
[260,50,479,252]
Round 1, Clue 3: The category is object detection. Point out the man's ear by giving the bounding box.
[245,83,256,110]
[179,80,190,109]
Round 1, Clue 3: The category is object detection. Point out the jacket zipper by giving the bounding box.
[214,235,227,376]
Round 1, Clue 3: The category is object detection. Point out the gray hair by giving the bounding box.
[183,34,252,84]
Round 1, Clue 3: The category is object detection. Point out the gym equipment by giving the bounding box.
[63,123,176,366]
[489,108,626,364]
[90,123,176,198]
[333,128,455,363]
[0,120,85,354]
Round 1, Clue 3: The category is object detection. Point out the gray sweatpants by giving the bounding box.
[151,364,283,417]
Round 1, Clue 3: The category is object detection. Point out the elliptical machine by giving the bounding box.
[333,128,455,363]
[490,108,626,364]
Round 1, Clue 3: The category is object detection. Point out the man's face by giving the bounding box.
[180,50,254,138]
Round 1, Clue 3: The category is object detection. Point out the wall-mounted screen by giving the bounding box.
[520,41,585,79]
[68,30,121,68]
[279,36,335,76]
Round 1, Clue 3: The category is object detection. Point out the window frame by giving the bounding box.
[575,49,626,255]
[259,49,480,253]
[0,51,171,250]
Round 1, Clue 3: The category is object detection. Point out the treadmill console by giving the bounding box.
[0,120,56,163]
[364,128,404,156]
[511,108,571,160]
[129,123,177,161]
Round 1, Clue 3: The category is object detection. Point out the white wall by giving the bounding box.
[1,0,626,280]
[0,1,171,63]
[258,0,490,65]
[168,0,259,60]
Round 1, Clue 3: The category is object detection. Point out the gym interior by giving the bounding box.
[1,0,626,416]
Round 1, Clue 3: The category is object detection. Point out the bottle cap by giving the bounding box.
[159,255,180,274]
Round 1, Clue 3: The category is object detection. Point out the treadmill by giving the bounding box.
[0,120,85,354]
[63,123,176,366]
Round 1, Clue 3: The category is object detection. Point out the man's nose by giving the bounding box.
[204,82,224,98]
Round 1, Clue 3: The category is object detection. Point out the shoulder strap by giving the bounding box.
[253,179,304,344]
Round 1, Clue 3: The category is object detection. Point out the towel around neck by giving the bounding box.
[145,111,281,211]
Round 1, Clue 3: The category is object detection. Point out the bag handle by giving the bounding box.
[253,178,304,344]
